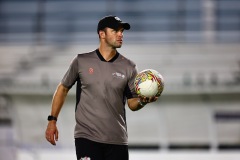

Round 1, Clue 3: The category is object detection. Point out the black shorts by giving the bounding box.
[75,138,129,160]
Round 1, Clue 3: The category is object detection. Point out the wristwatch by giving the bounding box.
[47,115,57,121]
[138,99,147,107]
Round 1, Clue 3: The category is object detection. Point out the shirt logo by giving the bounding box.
[112,72,125,79]
[88,68,94,74]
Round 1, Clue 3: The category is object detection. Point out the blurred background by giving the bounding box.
[0,0,240,160]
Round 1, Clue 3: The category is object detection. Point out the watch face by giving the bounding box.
[48,115,57,121]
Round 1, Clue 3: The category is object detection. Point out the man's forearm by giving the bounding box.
[50,83,69,117]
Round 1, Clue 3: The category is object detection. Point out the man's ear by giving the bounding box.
[99,30,105,39]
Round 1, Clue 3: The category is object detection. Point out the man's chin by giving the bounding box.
[116,44,122,48]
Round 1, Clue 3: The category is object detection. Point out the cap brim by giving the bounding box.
[121,23,130,30]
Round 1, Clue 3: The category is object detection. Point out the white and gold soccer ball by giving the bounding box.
[134,69,164,97]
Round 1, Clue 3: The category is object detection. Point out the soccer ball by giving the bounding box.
[134,69,164,97]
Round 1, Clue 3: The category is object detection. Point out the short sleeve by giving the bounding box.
[125,64,138,99]
[61,55,79,89]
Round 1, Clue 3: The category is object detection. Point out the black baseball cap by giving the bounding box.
[97,15,130,33]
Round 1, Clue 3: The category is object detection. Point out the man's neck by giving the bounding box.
[98,45,117,62]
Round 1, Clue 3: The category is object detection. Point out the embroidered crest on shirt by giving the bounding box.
[112,72,125,79]
[88,68,94,74]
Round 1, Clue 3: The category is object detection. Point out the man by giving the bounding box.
[45,15,158,160]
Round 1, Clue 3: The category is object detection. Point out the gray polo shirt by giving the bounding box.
[61,49,138,145]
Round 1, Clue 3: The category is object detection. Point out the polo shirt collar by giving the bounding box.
[96,49,119,62]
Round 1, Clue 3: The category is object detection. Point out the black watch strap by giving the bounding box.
[48,115,57,121]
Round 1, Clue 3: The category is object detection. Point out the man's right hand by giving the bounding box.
[45,121,58,145]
